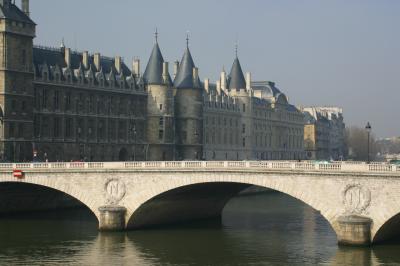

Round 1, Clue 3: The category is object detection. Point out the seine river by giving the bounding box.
[0,192,399,265]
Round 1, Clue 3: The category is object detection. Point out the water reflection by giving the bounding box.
[0,192,399,265]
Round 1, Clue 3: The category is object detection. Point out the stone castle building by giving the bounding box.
[0,0,305,162]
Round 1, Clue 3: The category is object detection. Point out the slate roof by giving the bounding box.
[142,42,172,85]
[0,1,35,25]
[228,57,246,90]
[33,47,132,77]
[174,46,201,89]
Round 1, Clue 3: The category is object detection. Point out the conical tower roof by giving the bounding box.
[228,57,246,90]
[143,40,171,85]
[174,45,201,89]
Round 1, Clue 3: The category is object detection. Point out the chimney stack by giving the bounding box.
[162,62,169,83]
[216,80,221,95]
[82,51,89,69]
[115,56,122,74]
[94,53,101,71]
[173,61,179,79]
[220,70,226,91]
[65,48,71,67]
[132,58,140,78]
[246,72,252,91]
[21,0,30,17]
[204,78,210,93]
[193,67,199,83]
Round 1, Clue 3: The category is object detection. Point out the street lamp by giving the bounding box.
[365,122,372,164]
[132,125,137,161]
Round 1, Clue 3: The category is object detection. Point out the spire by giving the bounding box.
[155,28,158,43]
[143,33,171,85]
[173,38,201,89]
[235,42,238,58]
[228,56,246,90]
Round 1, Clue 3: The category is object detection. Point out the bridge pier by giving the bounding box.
[337,216,372,246]
[98,206,126,231]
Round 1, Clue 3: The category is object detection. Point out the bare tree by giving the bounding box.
[346,126,377,161]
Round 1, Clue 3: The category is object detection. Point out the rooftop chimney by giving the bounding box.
[94,53,101,71]
[65,48,71,67]
[115,56,122,74]
[173,61,179,79]
[204,78,210,93]
[82,51,89,69]
[220,70,226,91]
[162,62,169,84]
[193,67,199,83]
[246,72,251,91]
[21,0,30,17]
[132,58,140,78]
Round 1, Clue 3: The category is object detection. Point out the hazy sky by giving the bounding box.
[30,0,399,137]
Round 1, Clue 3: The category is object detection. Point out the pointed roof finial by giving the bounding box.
[60,38,65,48]
[235,41,238,58]
[186,30,190,48]
[155,28,158,43]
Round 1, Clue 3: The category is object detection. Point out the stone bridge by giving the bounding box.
[1,160,400,246]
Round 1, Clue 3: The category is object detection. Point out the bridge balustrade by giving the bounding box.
[318,163,342,171]
[0,161,399,175]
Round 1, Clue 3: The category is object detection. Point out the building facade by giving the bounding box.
[0,0,305,162]
[301,107,346,160]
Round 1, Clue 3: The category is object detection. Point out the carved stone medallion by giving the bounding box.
[342,184,371,214]
[105,179,126,205]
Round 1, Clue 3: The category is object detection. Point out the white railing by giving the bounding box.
[1,161,399,174]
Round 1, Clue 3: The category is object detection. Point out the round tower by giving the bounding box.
[173,38,203,160]
[143,34,175,161]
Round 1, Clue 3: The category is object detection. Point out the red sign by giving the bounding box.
[13,170,24,179]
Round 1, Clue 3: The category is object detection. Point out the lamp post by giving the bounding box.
[132,125,137,161]
[365,122,371,164]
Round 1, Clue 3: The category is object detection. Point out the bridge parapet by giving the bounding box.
[0,161,399,174]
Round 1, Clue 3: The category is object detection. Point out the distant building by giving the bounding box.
[0,0,305,162]
[301,107,346,160]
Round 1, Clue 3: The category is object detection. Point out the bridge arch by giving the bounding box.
[373,212,400,243]
[0,179,100,224]
[125,177,340,239]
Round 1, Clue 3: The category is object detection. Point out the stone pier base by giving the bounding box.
[337,215,372,246]
[98,206,126,231]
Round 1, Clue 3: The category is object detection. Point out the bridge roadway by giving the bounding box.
[1,160,400,246]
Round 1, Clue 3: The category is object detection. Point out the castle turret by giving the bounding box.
[227,54,252,160]
[143,32,175,160]
[173,37,203,160]
[0,0,36,161]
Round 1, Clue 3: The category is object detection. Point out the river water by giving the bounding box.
[0,192,399,265]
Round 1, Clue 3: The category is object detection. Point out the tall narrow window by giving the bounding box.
[159,130,164,140]
[21,49,26,66]
[242,103,246,112]
[159,117,164,127]
[54,91,59,110]
[43,89,48,109]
